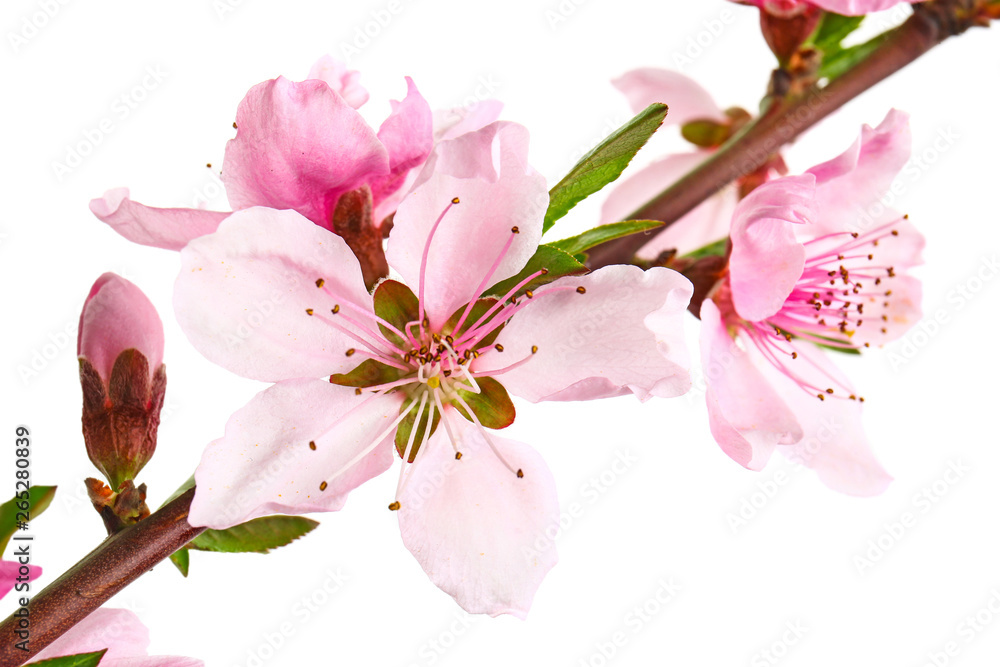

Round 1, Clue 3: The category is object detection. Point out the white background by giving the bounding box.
[2,1,999,665]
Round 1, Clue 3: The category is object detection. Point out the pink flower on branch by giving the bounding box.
[178,121,693,617]
[732,0,923,17]
[699,109,922,494]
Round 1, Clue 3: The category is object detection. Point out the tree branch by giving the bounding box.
[0,488,203,665]
[586,1,986,269]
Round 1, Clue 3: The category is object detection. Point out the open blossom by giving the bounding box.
[27,608,202,666]
[599,69,740,260]
[732,0,923,16]
[700,109,922,495]
[90,57,500,261]
[177,121,693,616]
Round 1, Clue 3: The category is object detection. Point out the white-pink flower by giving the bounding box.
[177,121,693,617]
[600,68,739,260]
[732,0,923,17]
[27,608,201,666]
[700,109,922,494]
[89,56,500,253]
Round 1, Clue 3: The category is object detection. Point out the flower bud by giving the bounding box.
[77,273,166,490]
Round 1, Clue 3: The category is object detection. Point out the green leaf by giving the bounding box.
[549,220,664,258]
[26,650,107,667]
[395,399,441,462]
[486,245,586,299]
[0,485,56,553]
[169,547,190,577]
[543,103,669,233]
[682,238,729,261]
[817,32,890,82]
[810,12,865,53]
[188,515,320,554]
[329,358,402,389]
[161,476,195,509]
[372,279,419,347]
[453,377,516,430]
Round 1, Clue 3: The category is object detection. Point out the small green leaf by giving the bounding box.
[814,343,862,356]
[0,485,56,553]
[682,238,729,261]
[372,279,419,347]
[817,32,890,81]
[549,220,665,258]
[810,12,865,53]
[395,400,441,462]
[543,103,669,233]
[188,515,320,554]
[169,547,190,577]
[453,377,516,430]
[329,358,402,388]
[486,245,586,299]
[26,650,107,667]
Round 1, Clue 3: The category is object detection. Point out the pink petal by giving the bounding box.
[868,275,923,345]
[729,174,815,322]
[90,188,229,251]
[189,379,402,529]
[306,55,369,109]
[386,122,546,329]
[78,273,164,383]
[699,301,801,470]
[598,151,737,258]
[483,265,693,402]
[768,344,892,496]
[32,609,150,662]
[397,418,558,619]
[369,77,434,223]
[806,109,911,236]
[612,68,724,126]
[810,0,920,14]
[0,560,40,600]
[103,658,204,667]
[433,99,504,143]
[222,76,389,228]
[174,207,374,383]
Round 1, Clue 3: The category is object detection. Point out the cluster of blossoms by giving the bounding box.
[86,40,923,621]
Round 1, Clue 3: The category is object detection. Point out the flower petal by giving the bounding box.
[386,122,546,328]
[699,300,801,470]
[222,76,389,227]
[306,55,369,109]
[32,609,150,662]
[612,68,724,125]
[189,379,403,529]
[598,151,737,258]
[769,344,892,496]
[78,273,164,383]
[397,418,558,619]
[729,174,815,322]
[370,77,434,223]
[89,188,229,252]
[174,207,374,383]
[810,0,920,15]
[0,560,40,600]
[484,265,693,402]
[806,109,911,236]
[433,99,504,143]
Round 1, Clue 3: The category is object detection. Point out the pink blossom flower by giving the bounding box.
[27,608,202,666]
[177,121,693,616]
[599,69,739,260]
[90,57,500,252]
[732,0,922,17]
[700,109,922,494]
[78,273,166,489]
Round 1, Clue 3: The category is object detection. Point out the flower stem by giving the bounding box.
[586,0,989,269]
[0,488,203,664]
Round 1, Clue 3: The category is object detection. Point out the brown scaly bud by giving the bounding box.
[331,184,390,291]
[85,478,151,536]
[78,273,166,491]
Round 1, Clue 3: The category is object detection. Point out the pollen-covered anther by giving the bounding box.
[319,481,328,491]
[305,308,314,316]
[451,197,460,204]
[826,388,834,395]
[495,344,504,352]
[540,268,550,275]
[516,469,524,478]
[332,304,340,314]
[531,345,538,354]
[817,394,825,401]
[308,440,317,451]
[525,290,534,299]
[511,226,520,234]
[388,501,401,511]
[455,452,463,460]
[354,388,362,395]
[345,348,356,357]
[576,286,587,294]
[315,278,325,288]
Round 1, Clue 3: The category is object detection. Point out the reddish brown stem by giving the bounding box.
[0,489,202,665]
[587,1,985,269]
